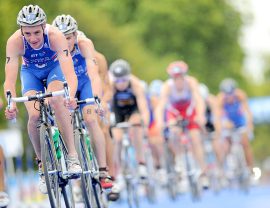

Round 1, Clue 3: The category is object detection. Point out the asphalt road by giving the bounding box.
[6,173,270,208]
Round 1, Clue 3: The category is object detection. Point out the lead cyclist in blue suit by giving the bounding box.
[4,5,81,194]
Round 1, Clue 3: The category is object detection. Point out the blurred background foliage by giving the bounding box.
[0,0,269,165]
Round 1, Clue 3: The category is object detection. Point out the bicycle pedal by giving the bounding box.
[68,172,81,179]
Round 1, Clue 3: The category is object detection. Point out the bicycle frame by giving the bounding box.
[6,85,76,208]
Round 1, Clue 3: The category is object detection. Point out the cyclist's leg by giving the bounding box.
[148,121,164,169]
[99,109,115,179]
[21,68,48,192]
[129,112,145,164]
[21,68,45,160]
[111,111,124,177]
[82,106,106,167]
[79,79,106,167]
[185,109,207,173]
[47,65,81,174]
[189,128,206,172]
[239,128,254,169]
[211,132,223,166]
[80,79,112,188]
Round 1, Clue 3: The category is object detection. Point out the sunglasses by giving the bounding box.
[114,77,130,83]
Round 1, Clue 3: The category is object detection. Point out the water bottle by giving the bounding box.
[52,127,61,159]
[85,135,93,161]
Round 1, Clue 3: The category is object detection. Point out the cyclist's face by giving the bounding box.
[65,33,76,52]
[114,77,130,91]
[172,75,185,90]
[21,25,44,49]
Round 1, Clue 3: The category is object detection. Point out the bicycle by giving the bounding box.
[6,83,76,208]
[113,122,140,208]
[223,127,250,193]
[166,118,201,201]
[69,94,107,208]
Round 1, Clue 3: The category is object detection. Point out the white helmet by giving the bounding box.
[52,14,78,35]
[17,5,46,26]
[219,78,237,94]
[149,79,163,97]
[199,83,209,100]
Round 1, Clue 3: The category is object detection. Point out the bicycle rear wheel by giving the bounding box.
[40,125,61,208]
[74,132,94,208]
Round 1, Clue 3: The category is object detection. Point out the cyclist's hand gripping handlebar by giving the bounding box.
[94,96,108,124]
[5,91,17,123]
[63,81,77,111]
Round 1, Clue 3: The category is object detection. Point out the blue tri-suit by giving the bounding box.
[20,27,65,95]
[223,95,246,128]
[71,42,93,109]
[20,27,93,110]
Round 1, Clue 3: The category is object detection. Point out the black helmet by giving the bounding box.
[219,78,237,94]
[109,59,131,78]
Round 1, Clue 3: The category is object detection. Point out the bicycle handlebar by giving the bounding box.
[6,83,67,123]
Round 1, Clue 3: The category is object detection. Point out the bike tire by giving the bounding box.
[236,147,250,194]
[40,125,61,208]
[164,143,178,200]
[126,180,139,208]
[59,134,75,208]
[185,150,201,201]
[144,149,157,203]
[87,136,105,208]
[74,131,94,208]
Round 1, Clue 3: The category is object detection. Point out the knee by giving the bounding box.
[241,137,250,148]
[84,116,98,128]
[49,96,63,109]
[28,113,40,124]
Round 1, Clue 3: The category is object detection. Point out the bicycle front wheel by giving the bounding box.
[40,125,61,208]
[163,143,178,200]
[59,134,75,208]
[74,131,94,208]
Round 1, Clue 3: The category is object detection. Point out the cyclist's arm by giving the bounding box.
[155,81,169,128]
[238,89,254,131]
[95,51,113,103]
[209,94,222,134]
[131,75,149,126]
[79,38,102,98]
[4,32,23,99]
[188,76,205,124]
[50,28,77,98]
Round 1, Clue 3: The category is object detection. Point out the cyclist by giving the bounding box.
[217,78,254,171]
[52,14,112,189]
[155,60,208,186]
[199,83,223,166]
[109,59,150,191]
[4,5,80,194]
